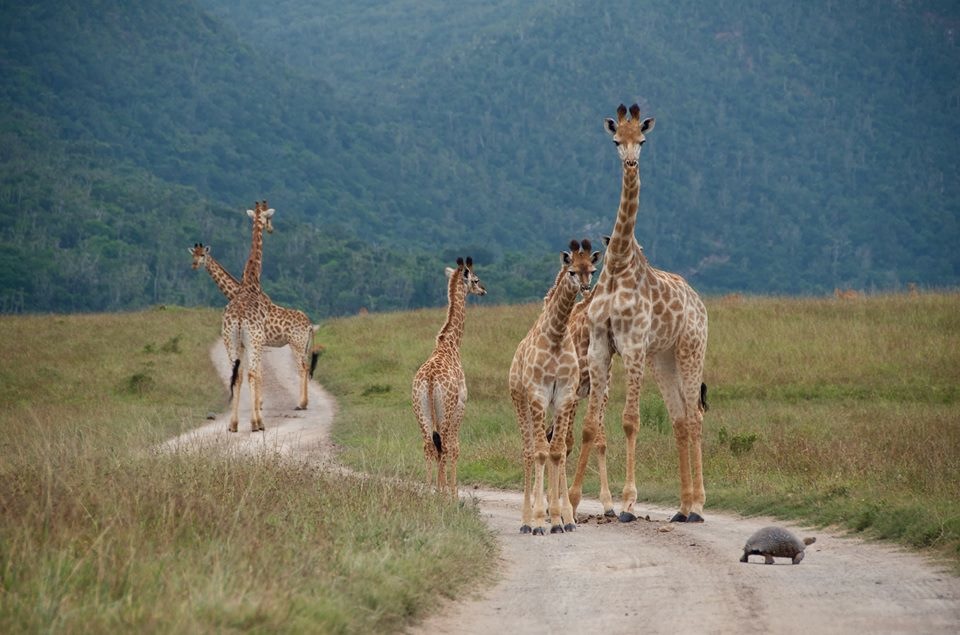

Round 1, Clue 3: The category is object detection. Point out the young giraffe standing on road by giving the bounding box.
[510,240,599,535]
[221,201,275,432]
[412,257,486,496]
[569,105,709,523]
[190,242,320,410]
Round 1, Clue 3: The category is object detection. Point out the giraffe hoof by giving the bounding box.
[532,527,545,536]
[295,406,306,411]
[618,511,637,523]
[670,512,688,523]
[520,525,532,534]
[550,524,565,534]
[563,523,577,532]
[603,509,617,518]
[686,512,705,523]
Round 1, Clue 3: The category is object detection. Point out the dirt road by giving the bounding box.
[167,344,960,634]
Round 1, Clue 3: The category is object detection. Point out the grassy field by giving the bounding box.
[315,292,960,568]
[0,307,495,633]
[2,293,957,632]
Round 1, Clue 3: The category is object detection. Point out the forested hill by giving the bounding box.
[2,1,958,315]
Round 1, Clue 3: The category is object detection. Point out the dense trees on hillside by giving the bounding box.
[1,0,957,314]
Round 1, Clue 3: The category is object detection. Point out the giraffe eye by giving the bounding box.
[613,140,621,147]
[639,139,646,146]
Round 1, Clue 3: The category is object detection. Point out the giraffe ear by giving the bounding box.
[604,118,617,136]
[187,247,194,255]
[591,251,601,265]
[264,208,275,218]
[247,208,256,219]
[204,245,211,255]
[640,117,655,134]
[562,251,573,265]
[445,267,456,279]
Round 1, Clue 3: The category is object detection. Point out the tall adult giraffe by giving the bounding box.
[412,257,486,496]
[569,105,710,523]
[510,240,599,535]
[221,201,275,432]
[190,242,320,410]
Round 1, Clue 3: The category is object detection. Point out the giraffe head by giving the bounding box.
[562,239,601,293]
[246,200,275,234]
[604,103,655,168]
[446,257,487,297]
[189,242,210,270]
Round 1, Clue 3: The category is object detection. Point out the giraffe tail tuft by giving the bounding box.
[309,349,320,378]
[432,431,442,454]
[229,359,241,400]
[700,382,709,412]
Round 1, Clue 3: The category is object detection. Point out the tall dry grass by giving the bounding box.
[0,307,495,632]
[316,292,960,566]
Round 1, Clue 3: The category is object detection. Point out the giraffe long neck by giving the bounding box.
[241,215,265,289]
[436,272,467,353]
[205,254,241,300]
[606,163,641,268]
[542,276,579,342]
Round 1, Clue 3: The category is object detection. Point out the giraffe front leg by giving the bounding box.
[570,338,613,517]
[550,399,577,533]
[551,397,578,531]
[512,390,536,533]
[529,401,549,536]
[520,450,534,533]
[618,354,645,523]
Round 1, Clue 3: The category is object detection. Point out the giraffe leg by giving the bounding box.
[247,339,266,432]
[512,389,536,533]
[570,332,613,516]
[550,396,578,532]
[617,350,646,522]
[529,400,549,535]
[520,449,534,533]
[294,338,310,410]
[652,349,706,522]
[447,399,465,498]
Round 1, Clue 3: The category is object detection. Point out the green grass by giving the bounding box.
[315,292,960,569]
[0,307,495,633]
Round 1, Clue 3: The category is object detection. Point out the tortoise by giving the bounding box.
[740,526,816,564]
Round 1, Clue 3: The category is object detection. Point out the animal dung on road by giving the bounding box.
[740,526,816,564]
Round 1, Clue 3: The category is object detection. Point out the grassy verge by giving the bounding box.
[315,292,960,569]
[0,307,496,632]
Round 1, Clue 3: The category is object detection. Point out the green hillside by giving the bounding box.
[1,1,958,314]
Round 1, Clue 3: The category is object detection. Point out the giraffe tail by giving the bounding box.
[424,382,443,455]
[700,382,709,412]
[309,345,323,378]
[229,359,241,400]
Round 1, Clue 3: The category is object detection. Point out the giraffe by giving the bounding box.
[568,104,710,523]
[510,240,599,535]
[412,257,486,496]
[221,201,275,432]
[190,242,320,410]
